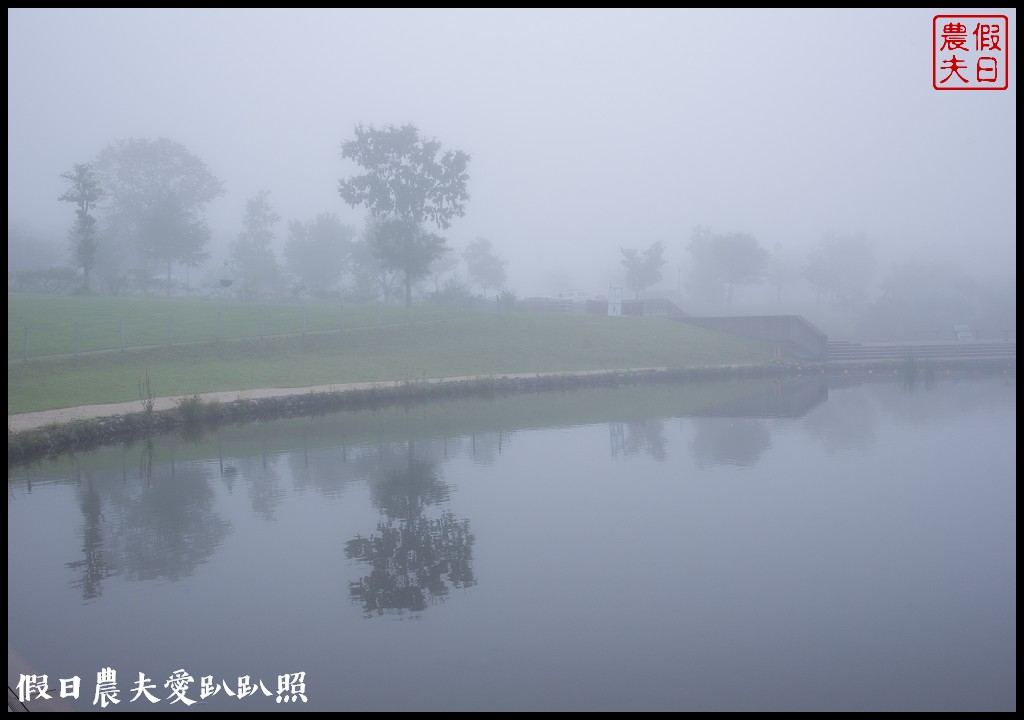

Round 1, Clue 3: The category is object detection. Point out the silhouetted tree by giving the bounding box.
[620,241,666,300]
[362,215,446,307]
[338,123,471,307]
[58,163,106,292]
[346,234,402,304]
[687,226,769,310]
[463,237,507,294]
[95,137,224,294]
[285,212,355,297]
[231,190,285,300]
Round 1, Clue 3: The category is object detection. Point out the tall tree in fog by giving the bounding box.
[463,237,508,295]
[338,123,471,307]
[94,137,224,293]
[347,232,402,304]
[231,190,285,300]
[620,241,666,300]
[285,212,355,298]
[802,232,875,310]
[58,163,106,292]
[687,226,768,310]
[362,215,446,306]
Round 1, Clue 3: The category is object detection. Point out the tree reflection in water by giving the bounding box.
[64,439,231,599]
[345,439,476,617]
[691,417,772,468]
[345,512,475,616]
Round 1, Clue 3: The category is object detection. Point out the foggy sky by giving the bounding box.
[7,8,1017,298]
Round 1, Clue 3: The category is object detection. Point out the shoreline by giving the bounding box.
[8,358,1015,467]
[7,369,673,434]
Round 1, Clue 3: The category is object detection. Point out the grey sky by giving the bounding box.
[7,8,1017,297]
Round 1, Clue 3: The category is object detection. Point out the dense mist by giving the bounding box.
[7,8,1017,340]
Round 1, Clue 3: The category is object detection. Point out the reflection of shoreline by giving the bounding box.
[59,451,232,601]
[10,361,1013,465]
[691,377,828,418]
[8,375,1015,610]
[8,378,1016,711]
[12,370,1015,477]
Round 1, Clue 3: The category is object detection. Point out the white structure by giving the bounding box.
[608,286,622,317]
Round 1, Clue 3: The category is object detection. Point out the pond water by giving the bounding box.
[8,373,1016,711]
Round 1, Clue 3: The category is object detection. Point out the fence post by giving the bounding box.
[73,321,79,356]
[120,319,125,352]
[339,304,344,333]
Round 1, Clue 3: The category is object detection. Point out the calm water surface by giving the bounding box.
[8,374,1016,711]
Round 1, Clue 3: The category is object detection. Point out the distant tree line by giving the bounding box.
[614,223,1014,341]
[10,125,1013,341]
[39,126,514,306]
[618,226,876,313]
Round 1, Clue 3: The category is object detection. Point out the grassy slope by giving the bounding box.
[8,292,459,358]
[8,295,773,415]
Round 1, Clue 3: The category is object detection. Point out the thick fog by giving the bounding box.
[7,8,1017,310]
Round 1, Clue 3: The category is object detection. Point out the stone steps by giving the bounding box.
[826,341,1015,362]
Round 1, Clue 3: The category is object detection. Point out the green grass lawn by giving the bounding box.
[8,292,467,359]
[8,293,773,414]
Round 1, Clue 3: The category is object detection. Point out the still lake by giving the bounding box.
[8,373,1016,712]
